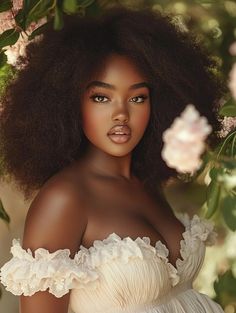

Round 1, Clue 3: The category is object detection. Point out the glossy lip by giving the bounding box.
[107,124,131,135]
[108,133,131,144]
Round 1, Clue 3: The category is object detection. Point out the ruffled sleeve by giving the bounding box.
[190,214,218,246]
[172,212,218,280]
[175,212,218,247]
[0,239,99,298]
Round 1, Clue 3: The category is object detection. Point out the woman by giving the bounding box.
[0,6,226,313]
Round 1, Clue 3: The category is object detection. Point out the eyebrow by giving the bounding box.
[85,81,150,90]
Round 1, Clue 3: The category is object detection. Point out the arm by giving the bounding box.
[19,178,88,313]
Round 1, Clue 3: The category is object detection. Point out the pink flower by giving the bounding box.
[0,0,23,33]
[228,63,236,100]
[3,22,45,69]
[12,0,23,12]
[0,11,15,33]
[161,104,212,174]
[217,116,236,138]
[3,18,46,69]
[0,1,46,69]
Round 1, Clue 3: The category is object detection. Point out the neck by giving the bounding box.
[81,143,134,181]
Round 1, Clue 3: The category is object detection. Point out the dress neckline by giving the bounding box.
[1,212,220,300]
[76,212,216,276]
[79,229,186,271]
[8,212,216,288]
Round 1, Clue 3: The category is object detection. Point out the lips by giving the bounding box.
[107,125,131,135]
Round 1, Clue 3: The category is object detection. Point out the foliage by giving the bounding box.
[214,269,236,307]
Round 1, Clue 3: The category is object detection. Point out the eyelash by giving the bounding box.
[89,94,149,103]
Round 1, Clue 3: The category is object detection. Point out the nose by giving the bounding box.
[113,114,129,123]
[112,103,129,123]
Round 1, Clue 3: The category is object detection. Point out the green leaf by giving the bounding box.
[23,0,41,13]
[193,151,211,179]
[214,269,236,305]
[25,0,55,29]
[231,133,236,156]
[0,50,7,68]
[206,179,221,218]
[0,0,12,12]
[62,0,77,13]
[28,21,50,40]
[0,67,17,102]
[222,195,236,231]
[54,5,64,30]
[219,97,236,117]
[209,167,226,180]
[77,0,95,8]
[209,167,218,180]
[220,158,236,170]
[0,29,20,49]
[0,198,10,224]
[14,8,27,31]
[85,1,102,17]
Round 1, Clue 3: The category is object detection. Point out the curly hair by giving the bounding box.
[0,6,227,201]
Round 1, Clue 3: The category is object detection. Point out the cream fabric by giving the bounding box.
[0,213,224,313]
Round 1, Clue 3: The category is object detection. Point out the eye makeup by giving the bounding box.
[89,93,149,103]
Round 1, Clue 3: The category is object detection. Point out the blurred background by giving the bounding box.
[0,0,236,312]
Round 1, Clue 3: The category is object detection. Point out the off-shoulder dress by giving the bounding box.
[0,212,224,313]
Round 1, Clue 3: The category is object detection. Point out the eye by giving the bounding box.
[130,95,148,103]
[90,94,109,103]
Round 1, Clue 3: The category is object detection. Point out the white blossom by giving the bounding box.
[161,104,212,174]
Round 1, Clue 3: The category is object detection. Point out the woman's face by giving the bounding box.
[80,53,151,157]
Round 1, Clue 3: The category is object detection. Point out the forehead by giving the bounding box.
[89,53,148,85]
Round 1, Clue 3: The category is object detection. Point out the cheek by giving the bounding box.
[133,105,151,131]
[81,107,107,137]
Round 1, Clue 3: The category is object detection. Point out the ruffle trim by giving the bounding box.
[176,212,217,246]
[75,233,181,287]
[74,212,217,288]
[0,213,217,296]
[0,239,99,298]
[174,212,218,271]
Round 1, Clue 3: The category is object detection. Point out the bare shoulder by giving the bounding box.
[20,167,87,313]
[23,170,88,256]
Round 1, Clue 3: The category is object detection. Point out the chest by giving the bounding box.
[79,177,185,268]
[84,185,155,237]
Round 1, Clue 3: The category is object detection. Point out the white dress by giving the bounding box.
[0,212,224,313]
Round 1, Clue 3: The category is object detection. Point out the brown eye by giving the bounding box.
[90,95,109,103]
[130,95,148,103]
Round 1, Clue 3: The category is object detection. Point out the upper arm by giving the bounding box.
[20,178,87,313]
